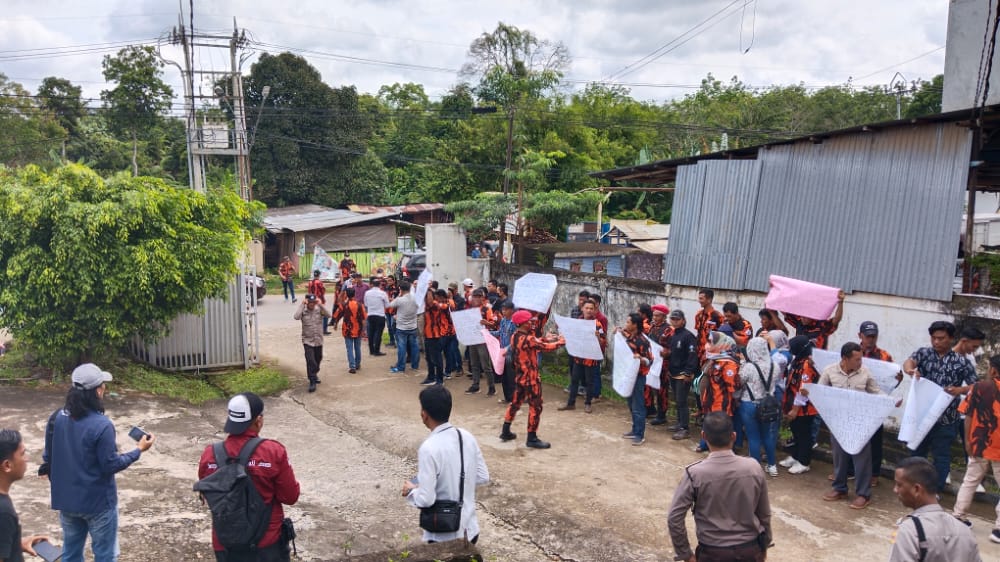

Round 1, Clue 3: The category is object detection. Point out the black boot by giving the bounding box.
[525,432,550,449]
[499,423,517,441]
[308,380,317,393]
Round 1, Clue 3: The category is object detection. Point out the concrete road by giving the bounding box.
[3,296,999,561]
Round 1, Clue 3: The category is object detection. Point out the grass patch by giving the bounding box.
[539,350,625,403]
[1,343,291,405]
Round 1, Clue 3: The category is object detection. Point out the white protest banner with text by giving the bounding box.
[513,273,558,313]
[482,329,506,375]
[645,335,663,390]
[811,349,903,396]
[451,308,486,346]
[803,383,896,455]
[612,332,640,397]
[312,246,338,280]
[415,269,433,315]
[553,314,604,361]
[898,377,954,450]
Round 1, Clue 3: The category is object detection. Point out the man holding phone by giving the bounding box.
[0,428,53,562]
[42,363,155,562]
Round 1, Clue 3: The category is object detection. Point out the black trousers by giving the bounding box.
[214,541,290,562]
[367,315,386,354]
[303,344,323,382]
[425,337,444,382]
[790,414,815,466]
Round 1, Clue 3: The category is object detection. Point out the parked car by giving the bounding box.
[396,251,426,282]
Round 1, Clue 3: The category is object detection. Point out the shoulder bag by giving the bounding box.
[746,362,782,424]
[419,428,464,533]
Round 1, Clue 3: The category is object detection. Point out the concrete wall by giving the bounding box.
[944,0,999,111]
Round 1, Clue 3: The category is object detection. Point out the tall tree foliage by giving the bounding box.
[101,46,174,176]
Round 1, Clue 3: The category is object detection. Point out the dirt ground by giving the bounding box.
[3,298,1000,562]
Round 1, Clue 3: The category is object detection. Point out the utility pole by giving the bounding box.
[162,15,252,200]
[890,72,907,120]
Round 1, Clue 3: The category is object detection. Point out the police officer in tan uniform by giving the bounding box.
[889,457,981,562]
[668,412,771,562]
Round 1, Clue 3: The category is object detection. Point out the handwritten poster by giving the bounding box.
[612,332,641,398]
[312,246,338,280]
[645,335,663,390]
[512,273,558,313]
[803,383,896,455]
[553,314,604,361]
[764,275,840,320]
[451,308,486,346]
[898,377,955,450]
[811,348,903,396]
[482,329,506,375]
[415,269,433,315]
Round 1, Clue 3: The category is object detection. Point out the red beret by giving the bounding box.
[512,310,534,325]
[652,304,670,315]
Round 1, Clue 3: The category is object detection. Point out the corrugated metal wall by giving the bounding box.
[128,273,254,371]
[665,123,972,301]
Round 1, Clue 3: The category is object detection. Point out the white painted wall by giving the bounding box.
[944,0,1000,111]
[426,223,470,287]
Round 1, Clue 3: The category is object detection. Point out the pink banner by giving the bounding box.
[764,275,840,320]
[482,329,506,375]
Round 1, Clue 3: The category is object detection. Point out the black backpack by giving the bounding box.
[193,438,273,551]
[747,362,782,424]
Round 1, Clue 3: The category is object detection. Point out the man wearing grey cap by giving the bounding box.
[41,363,155,562]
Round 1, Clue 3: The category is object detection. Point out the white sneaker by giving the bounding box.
[766,465,778,477]
[946,474,952,485]
[788,460,811,474]
[977,483,987,493]
[779,455,796,468]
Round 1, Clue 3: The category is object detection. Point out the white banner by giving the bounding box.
[451,308,486,346]
[811,348,903,396]
[415,269,433,315]
[612,332,640,398]
[898,377,955,450]
[553,314,604,361]
[512,272,558,313]
[312,246,338,280]
[645,335,663,390]
[803,383,896,455]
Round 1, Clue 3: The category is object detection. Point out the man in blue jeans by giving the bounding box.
[903,320,979,492]
[42,363,155,562]
[388,280,420,374]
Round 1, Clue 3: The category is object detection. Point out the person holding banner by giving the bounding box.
[902,321,979,492]
[807,342,897,510]
[558,300,607,414]
[464,289,499,396]
[489,301,517,403]
[647,304,672,425]
[858,321,897,487]
[500,310,565,449]
[780,336,820,474]
[781,290,845,350]
[619,313,655,446]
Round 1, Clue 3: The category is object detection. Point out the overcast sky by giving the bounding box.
[0,0,948,107]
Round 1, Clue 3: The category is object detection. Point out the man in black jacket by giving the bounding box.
[665,310,699,440]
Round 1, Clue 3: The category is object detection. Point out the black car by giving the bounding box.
[397,251,426,282]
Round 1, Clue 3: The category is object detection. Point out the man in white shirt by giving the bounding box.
[364,278,390,357]
[402,385,489,543]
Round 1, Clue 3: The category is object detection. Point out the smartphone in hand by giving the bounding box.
[128,426,149,441]
[33,540,62,562]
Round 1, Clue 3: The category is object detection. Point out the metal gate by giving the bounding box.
[128,264,260,371]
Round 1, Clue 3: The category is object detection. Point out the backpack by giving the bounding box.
[193,438,273,551]
[746,362,782,424]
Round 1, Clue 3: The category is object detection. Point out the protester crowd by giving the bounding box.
[4,260,1000,562]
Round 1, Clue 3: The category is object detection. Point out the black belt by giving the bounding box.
[698,538,760,550]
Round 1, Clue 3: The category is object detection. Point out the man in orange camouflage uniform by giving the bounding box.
[780,335,820,475]
[694,289,725,364]
[331,287,366,373]
[499,310,565,449]
[648,304,673,426]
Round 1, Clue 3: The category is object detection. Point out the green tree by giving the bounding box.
[37,77,85,161]
[905,74,944,118]
[0,163,263,365]
[101,46,174,176]
[0,74,65,167]
[446,193,515,243]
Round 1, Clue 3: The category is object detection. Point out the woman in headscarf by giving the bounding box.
[780,335,819,475]
[694,331,740,453]
[737,337,779,476]
[766,329,792,406]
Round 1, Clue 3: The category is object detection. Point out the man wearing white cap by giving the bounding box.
[42,363,155,562]
[197,393,300,561]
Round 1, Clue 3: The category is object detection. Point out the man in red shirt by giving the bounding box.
[197,393,300,561]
